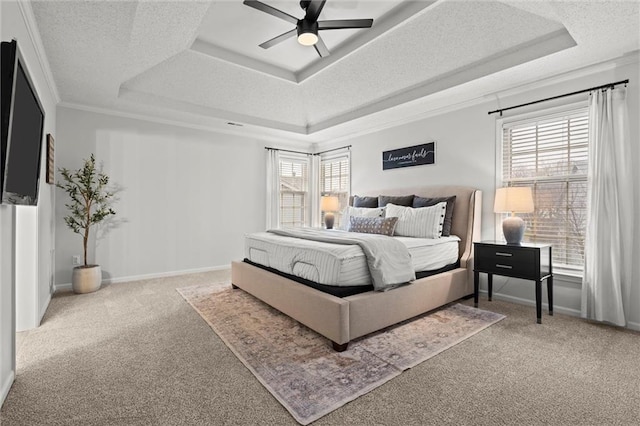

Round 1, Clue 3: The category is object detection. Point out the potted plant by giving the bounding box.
[57,154,116,293]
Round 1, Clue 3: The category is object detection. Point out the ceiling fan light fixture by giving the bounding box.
[297,31,318,46]
[297,19,319,46]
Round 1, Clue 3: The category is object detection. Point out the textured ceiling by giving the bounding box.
[30,0,640,142]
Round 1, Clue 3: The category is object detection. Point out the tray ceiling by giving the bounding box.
[30,0,640,142]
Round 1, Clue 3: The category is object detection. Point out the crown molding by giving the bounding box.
[17,0,60,104]
[117,86,308,134]
[57,101,311,147]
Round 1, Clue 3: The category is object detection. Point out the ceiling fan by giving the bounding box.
[243,0,374,58]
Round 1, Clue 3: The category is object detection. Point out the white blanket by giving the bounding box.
[267,228,416,291]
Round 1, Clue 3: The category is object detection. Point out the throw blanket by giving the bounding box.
[268,228,416,291]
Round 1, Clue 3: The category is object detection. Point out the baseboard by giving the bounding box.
[53,282,72,292]
[478,290,581,317]
[1,370,15,409]
[54,264,231,293]
[626,321,640,332]
[479,290,640,331]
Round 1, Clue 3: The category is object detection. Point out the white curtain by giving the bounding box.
[309,154,321,227]
[581,87,633,326]
[265,149,280,230]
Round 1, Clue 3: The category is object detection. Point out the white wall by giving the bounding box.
[1,0,58,405]
[330,58,640,328]
[55,107,279,286]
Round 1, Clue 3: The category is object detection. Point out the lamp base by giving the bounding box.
[324,212,335,230]
[503,216,525,244]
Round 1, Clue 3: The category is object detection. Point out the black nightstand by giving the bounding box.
[474,241,553,324]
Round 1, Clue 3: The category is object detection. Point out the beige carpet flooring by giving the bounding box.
[1,269,639,425]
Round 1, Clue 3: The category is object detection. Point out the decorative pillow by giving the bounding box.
[349,216,398,236]
[384,202,447,238]
[378,194,414,207]
[413,195,456,236]
[352,195,378,208]
[340,206,385,230]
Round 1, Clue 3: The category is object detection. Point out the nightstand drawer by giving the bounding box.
[475,245,536,278]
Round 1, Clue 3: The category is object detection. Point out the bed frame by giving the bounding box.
[231,185,481,351]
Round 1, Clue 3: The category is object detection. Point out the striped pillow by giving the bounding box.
[384,202,447,238]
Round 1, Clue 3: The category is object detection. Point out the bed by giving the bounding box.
[231,185,481,351]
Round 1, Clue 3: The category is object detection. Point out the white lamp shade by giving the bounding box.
[494,187,534,213]
[321,196,340,212]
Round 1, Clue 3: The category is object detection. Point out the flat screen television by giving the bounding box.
[1,39,45,206]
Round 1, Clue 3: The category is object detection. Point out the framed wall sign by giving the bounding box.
[382,142,435,170]
[46,134,54,184]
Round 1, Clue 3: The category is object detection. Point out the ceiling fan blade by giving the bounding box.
[318,19,373,30]
[259,29,297,49]
[304,0,326,22]
[313,35,330,58]
[243,0,299,25]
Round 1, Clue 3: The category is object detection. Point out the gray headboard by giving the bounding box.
[350,186,482,268]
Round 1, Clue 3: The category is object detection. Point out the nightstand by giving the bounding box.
[474,241,553,324]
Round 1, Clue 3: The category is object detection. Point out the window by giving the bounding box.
[320,151,350,228]
[279,155,309,228]
[501,107,589,271]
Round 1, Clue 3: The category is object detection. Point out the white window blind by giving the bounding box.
[501,108,589,270]
[279,155,309,228]
[320,152,350,228]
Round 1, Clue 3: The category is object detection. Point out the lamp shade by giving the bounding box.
[320,196,340,212]
[494,187,534,213]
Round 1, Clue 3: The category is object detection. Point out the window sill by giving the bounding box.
[553,268,582,285]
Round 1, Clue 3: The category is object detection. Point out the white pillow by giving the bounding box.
[384,202,447,238]
[340,206,385,230]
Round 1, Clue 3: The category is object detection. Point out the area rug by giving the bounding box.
[177,283,505,425]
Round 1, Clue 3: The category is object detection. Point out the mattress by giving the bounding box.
[244,231,460,287]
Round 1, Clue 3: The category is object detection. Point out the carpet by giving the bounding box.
[178,283,505,425]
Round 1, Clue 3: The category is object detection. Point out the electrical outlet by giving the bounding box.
[72,255,81,266]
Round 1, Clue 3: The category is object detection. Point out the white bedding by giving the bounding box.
[244,231,460,287]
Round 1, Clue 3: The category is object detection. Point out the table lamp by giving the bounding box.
[320,196,340,229]
[494,187,534,244]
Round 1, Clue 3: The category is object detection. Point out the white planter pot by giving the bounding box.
[72,265,102,294]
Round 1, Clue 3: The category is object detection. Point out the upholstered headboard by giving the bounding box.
[350,186,482,268]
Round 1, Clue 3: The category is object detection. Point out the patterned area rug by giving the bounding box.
[178,283,505,425]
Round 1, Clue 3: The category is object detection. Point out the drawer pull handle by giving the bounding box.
[496,252,513,257]
[496,264,513,269]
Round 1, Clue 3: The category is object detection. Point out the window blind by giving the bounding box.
[502,108,589,269]
[320,153,350,228]
[279,156,309,228]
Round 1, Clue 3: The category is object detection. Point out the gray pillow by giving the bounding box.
[378,195,414,207]
[413,195,456,236]
[349,216,398,236]
[352,195,378,208]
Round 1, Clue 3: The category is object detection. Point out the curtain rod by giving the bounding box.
[264,145,352,156]
[488,79,629,116]
[264,147,311,156]
[314,145,351,156]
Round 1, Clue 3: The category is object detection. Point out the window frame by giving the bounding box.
[495,101,589,278]
[278,152,311,228]
[319,150,351,229]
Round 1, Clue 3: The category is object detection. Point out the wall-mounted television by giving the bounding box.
[1,39,45,206]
